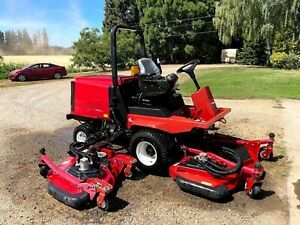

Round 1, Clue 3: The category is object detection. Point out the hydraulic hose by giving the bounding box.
[195,147,243,176]
[68,130,127,159]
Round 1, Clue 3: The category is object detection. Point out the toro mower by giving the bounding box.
[39,24,275,209]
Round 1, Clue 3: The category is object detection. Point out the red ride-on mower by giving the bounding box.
[67,25,274,173]
[38,136,137,211]
[63,25,275,200]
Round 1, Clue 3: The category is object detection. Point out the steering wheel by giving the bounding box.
[176,59,199,74]
[176,59,201,90]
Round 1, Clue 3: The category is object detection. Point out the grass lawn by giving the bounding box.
[180,67,300,99]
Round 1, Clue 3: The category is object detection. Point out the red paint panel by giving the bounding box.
[127,107,230,133]
[70,75,137,120]
[191,86,219,121]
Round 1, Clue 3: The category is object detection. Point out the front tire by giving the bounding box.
[129,129,174,174]
[17,74,27,81]
[73,123,94,142]
[53,72,62,79]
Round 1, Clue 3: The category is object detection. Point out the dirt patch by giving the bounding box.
[0,124,288,225]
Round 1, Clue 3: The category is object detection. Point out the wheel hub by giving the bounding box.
[146,146,155,156]
[136,141,158,166]
[76,131,87,142]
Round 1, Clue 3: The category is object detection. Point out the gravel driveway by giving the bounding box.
[0,75,291,225]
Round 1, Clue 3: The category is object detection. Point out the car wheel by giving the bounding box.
[129,129,174,174]
[53,72,62,79]
[18,74,27,81]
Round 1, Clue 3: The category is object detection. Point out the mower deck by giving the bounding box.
[39,147,137,210]
[170,144,266,200]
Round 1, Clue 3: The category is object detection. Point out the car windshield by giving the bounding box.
[23,64,34,69]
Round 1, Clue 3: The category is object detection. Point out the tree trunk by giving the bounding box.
[266,39,273,66]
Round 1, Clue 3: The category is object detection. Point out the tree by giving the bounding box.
[237,40,267,65]
[103,0,139,29]
[72,28,109,70]
[137,0,220,63]
[4,30,17,55]
[72,27,140,69]
[0,31,4,53]
[213,0,300,64]
[41,28,49,54]
[73,0,221,68]
[22,29,33,53]
[16,30,25,55]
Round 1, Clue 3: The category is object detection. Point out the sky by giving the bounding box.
[0,0,105,47]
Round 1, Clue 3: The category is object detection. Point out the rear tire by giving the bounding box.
[129,129,174,174]
[17,74,27,81]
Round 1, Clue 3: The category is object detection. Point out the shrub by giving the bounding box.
[270,52,288,69]
[0,62,26,79]
[270,52,300,69]
[237,41,268,65]
[285,53,300,69]
[67,66,98,74]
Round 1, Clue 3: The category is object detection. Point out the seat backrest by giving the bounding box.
[138,58,161,76]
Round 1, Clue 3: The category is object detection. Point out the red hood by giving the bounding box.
[10,69,22,74]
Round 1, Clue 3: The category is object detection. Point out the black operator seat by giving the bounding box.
[138,58,161,76]
[137,58,178,97]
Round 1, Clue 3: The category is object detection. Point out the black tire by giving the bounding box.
[98,195,113,211]
[73,123,94,142]
[129,129,174,174]
[39,165,50,178]
[247,185,261,199]
[17,74,27,81]
[53,72,62,79]
[126,163,144,180]
[258,147,274,161]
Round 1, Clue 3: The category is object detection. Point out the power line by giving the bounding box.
[165,30,217,38]
[143,15,214,26]
[156,21,213,29]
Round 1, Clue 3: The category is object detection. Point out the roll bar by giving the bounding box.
[110,24,146,93]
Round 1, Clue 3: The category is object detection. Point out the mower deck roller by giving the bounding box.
[47,182,90,209]
[176,177,230,200]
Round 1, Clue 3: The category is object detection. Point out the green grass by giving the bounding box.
[180,67,300,99]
